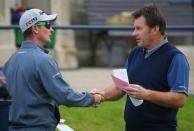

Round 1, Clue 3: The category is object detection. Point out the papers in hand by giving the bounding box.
[112,69,143,107]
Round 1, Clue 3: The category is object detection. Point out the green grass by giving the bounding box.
[177,95,194,131]
[59,96,194,131]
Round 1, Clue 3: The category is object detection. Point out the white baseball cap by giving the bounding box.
[19,8,57,32]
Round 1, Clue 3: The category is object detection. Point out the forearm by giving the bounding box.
[145,90,186,108]
[102,84,125,101]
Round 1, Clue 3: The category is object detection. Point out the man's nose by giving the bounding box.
[132,30,136,37]
[50,27,54,32]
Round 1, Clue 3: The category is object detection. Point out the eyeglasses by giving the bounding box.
[35,21,51,29]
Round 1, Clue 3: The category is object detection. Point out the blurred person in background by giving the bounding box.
[0,69,10,131]
[0,69,10,99]
[92,4,189,131]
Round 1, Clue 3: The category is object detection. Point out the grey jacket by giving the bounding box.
[3,41,94,128]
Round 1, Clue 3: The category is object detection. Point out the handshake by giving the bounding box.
[90,89,105,108]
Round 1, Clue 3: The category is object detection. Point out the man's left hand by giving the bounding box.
[125,84,151,100]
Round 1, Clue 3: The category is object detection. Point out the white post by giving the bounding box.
[51,0,78,69]
[0,0,16,67]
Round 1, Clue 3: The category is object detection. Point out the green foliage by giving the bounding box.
[59,96,194,131]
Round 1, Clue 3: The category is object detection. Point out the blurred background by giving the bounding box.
[0,0,194,131]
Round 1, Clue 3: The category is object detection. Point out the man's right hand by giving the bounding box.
[93,93,104,108]
[91,85,125,102]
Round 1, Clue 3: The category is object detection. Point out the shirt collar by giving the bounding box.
[143,37,168,58]
[20,41,49,54]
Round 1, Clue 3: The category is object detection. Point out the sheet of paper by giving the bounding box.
[112,69,143,107]
[130,97,143,107]
[112,69,129,82]
[111,75,129,91]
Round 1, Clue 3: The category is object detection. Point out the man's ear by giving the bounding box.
[32,26,39,34]
[152,26,160,35]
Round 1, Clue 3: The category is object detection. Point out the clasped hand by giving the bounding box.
[91,89,105,108]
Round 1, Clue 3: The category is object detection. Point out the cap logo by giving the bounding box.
[25,17,38,27]
[39,11,45,15]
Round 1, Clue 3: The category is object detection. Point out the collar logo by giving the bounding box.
[25,17,38,27]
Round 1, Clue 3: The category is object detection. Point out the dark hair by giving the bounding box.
[23,27,33,39]
[133,4,166,35]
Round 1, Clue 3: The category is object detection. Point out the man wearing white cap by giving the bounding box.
[3,8,103,131]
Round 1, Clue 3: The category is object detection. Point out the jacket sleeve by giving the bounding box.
[37,56,94,107]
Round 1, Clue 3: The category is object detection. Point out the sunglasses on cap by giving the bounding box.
[35,21,51,29]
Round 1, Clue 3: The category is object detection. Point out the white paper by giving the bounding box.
[112,69,143,107]
[57,123,74,131]
[130,97,143,107]
[113,69,129,82]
